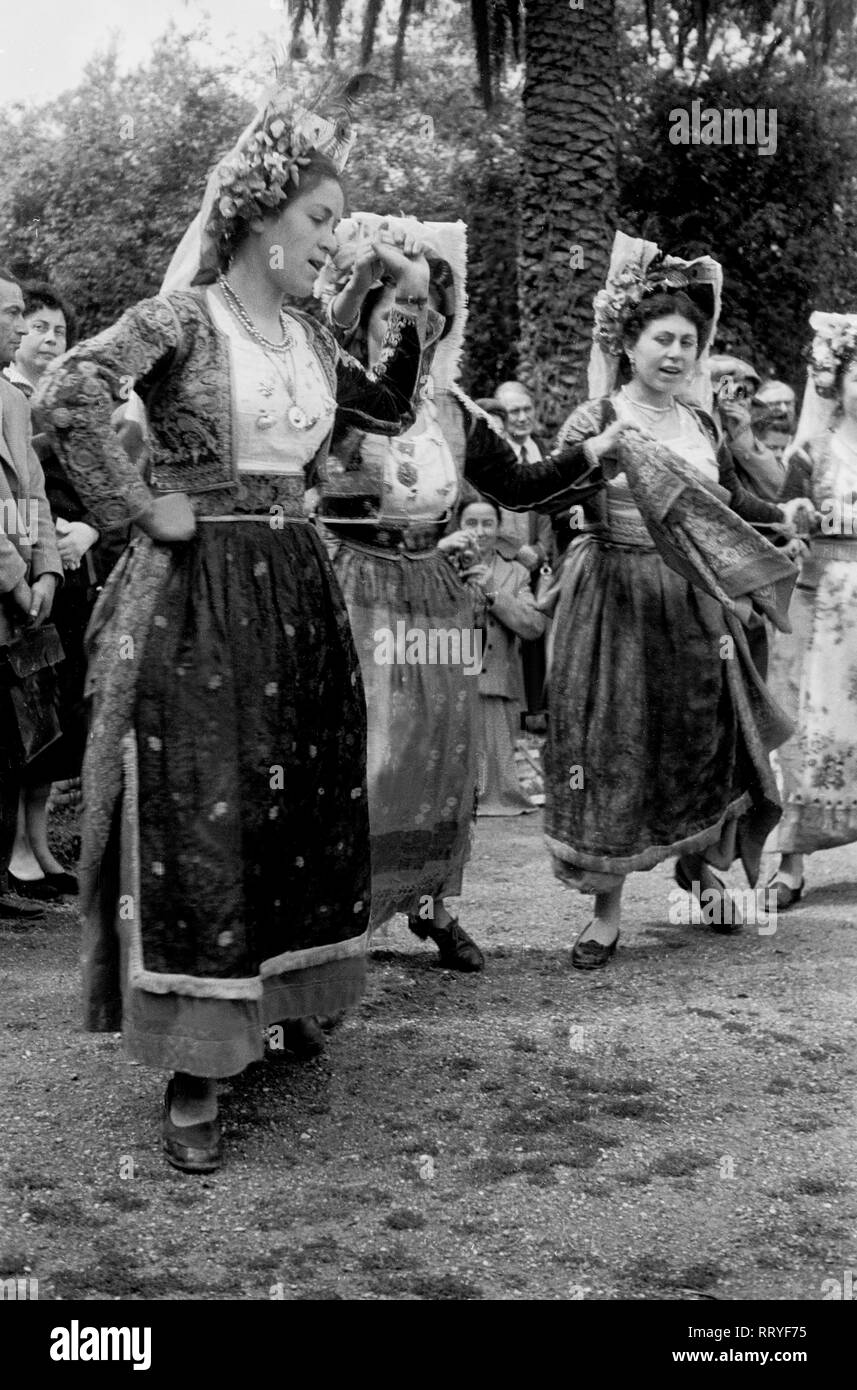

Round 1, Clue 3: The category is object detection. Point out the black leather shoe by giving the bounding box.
[437,920,485,972]
[571,923,619,971]
[766,876,804,910]
[162,1078,222,1174]
[7,872,60,901]
[0,893,45,920]
[412,917,485,972]
[674,856,741,935]
[267,1017,325,1061]
[42,871,79,896]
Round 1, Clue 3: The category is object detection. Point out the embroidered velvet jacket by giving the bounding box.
[35,290,426,536]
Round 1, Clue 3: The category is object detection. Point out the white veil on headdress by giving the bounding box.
[789,310,857,456]
[588,230,723,413]
[160,107,261,297]
[320,212,468,391]
[119,80,357,434]
[161,91,357,296]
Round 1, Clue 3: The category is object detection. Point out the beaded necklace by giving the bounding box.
[218,273,292,352]
[620,386,677,416]
[217,274,328,432]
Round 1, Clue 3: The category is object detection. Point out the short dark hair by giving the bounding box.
[622,289,710,358]
[426,253,455,341]
[0,264,21,288]
[458,495,501,524]
[22,280,75,343]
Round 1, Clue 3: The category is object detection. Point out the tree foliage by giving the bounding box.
[289,0,520,107]
[618,55,857,384]
[3,6,857,406]
[0,29,250,338]
[623,0,857,74]
[287,2,522,391]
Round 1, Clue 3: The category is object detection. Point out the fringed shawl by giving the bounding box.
[613,422,798,635]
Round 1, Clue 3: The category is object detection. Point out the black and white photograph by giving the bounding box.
[0,0,855,1342]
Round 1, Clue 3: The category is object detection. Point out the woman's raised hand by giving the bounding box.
[344,233,385,298]
[138,493,197,544]
[328,223,430,313]
[372,235,430,300]
[376,219,427,259]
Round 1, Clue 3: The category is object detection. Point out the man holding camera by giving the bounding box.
[709,355,788,501]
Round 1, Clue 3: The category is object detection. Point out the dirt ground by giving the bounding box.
[1,811,855,1302]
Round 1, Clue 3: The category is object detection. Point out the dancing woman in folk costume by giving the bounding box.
[766,311,857,908]
[463,232,807,968]
[317,212,513,971]
[36,93,433,1173]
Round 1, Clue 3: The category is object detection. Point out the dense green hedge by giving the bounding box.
[618,60,857,391]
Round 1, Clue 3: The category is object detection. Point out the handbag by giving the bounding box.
[1,622,64,764]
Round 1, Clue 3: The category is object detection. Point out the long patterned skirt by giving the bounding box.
[544,535,784,892]
[80,519,370,1076]
[769,549,857,853]
[330,540,479,929]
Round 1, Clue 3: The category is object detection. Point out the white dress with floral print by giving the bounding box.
[776,433,857,851]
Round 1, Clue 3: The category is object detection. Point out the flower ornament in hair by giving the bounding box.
[592,254,715,357]
[807,312,857,398]
[206,99,356,262]
[593,262,651,358]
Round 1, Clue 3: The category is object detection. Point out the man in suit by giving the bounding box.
[493,381,554,725]
[493,381,554,568]
[0,266,62,919]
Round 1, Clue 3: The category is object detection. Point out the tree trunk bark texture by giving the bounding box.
[518,0,618,436]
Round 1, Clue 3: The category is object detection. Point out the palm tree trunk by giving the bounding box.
[517,0,618,435]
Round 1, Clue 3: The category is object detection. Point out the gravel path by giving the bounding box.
[1,815,855,1301]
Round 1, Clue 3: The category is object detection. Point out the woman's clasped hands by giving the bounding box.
[55,518,100,571]
[321,219,430,303]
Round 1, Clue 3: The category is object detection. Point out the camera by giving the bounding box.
[716,376,752,404]
[448,539,480,573]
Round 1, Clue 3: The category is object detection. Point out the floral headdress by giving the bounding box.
[788,310,857,458]
[160,80,357,295]
[587,231,723,409]
[206,102,356,266]
[806,312,857,398]
[593,253,718,359]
